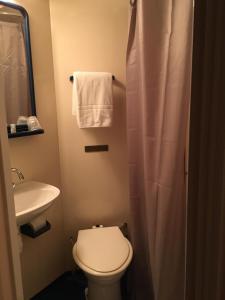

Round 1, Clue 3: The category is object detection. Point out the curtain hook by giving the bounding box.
[130,0,136,7]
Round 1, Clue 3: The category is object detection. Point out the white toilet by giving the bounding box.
[72,226,133,300]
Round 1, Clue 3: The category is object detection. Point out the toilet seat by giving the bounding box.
[73,226,132,275]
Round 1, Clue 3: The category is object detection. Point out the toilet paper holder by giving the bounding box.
[20,220,51,238]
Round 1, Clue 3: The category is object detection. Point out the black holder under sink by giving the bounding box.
[20,221,51,238]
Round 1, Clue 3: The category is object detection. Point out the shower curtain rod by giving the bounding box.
[69,74,115,82]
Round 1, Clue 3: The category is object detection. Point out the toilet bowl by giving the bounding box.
[72,226,133,300]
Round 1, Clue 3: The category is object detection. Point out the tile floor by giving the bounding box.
[31,271,87,300]
[31,269,130,300]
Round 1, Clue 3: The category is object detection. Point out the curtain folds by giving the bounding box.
[186,0,225,299]
[126,1,193,299]
[0,21,30,124]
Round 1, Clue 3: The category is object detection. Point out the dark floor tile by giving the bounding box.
[31,271,87,300]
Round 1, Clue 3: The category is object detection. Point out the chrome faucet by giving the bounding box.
[11,168,24,188]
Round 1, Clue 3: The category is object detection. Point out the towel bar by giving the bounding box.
[69,74,115,82]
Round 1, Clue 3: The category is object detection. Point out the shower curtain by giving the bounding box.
[126,1,193,299]
[186,0,225,299]
[0,21,30,124]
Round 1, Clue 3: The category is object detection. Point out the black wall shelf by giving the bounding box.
[8,129,44,139]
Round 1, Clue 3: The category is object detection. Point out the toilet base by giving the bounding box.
[87,277,122,300]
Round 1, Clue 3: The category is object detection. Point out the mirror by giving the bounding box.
[0,1,44,138]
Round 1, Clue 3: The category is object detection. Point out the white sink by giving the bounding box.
[14,181,60,225]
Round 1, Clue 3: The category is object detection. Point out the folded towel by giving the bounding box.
[72,71,113,128]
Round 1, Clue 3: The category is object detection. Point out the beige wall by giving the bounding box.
[7,0,65,299]
[50,0,130,267]
[4,0,129,297]
[0,85,22,300]
[0,148,18,300]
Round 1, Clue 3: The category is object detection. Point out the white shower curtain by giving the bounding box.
[0,21,30,124]
[126,1,193,299]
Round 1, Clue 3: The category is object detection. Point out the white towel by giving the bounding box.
[72,71,113,128]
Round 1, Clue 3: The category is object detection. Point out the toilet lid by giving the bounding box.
[76,226,130,273]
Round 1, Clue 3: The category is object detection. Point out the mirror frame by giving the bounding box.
[0,1,44,138]
[0,1,36,115]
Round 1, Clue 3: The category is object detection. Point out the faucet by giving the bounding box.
[11,168,24,188]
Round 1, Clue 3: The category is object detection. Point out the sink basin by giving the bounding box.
[14,181,60,225]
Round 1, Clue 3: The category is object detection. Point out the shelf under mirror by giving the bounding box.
[8,129,44,139]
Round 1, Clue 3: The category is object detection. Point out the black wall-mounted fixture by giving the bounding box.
[20,221,51,238]
[85,145,109,152]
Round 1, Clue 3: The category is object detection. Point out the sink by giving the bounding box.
[14,181,60,225]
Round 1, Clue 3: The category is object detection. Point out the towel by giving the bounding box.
[72,71,113,128]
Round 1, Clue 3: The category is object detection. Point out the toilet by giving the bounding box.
[72,226,133,300]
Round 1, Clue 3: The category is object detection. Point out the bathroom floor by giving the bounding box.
[31,271,87,300]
